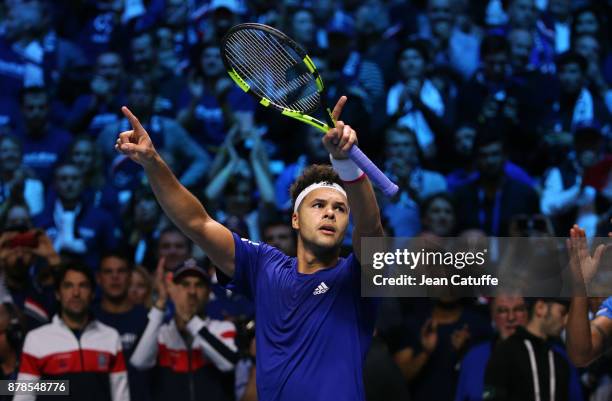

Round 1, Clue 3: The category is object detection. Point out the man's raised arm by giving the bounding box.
[116,106,235,276]
[322,97,384,262]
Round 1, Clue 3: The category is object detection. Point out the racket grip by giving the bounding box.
[348,145,399,197]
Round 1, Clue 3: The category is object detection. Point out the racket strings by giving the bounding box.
[225,29,320,113]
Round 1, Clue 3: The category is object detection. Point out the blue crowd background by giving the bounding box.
[0,0,611,400]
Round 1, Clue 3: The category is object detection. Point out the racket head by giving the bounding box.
[221,23,332,132]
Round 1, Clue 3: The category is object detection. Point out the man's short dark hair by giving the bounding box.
[472,123,507,156]
[54,261,95,292]
[290,164,343,211]
[556,50,588,73]
[158,226,193,252]
[397,39,430,63]
[99,251,133,270]
[480,34,510,58]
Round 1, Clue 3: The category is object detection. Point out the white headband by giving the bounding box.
[294,182,347,213]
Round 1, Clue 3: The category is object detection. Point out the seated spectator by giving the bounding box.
[67,52,127,136]
[157,226,192,272]
[0,203,58,329]
[130,258,238,401]
[0,135,44,216]
[420,193,457,237]
[455,294,528,401]
[260,213,297,257]
[453,130,539,236]
[0,302,25,387]
[387,40,449,160]
[34,163,119,269]
[383,297,493,401]
[484,298,583,401]
[543,51,611,134]
[98,76,210,190]
[572,34,612,111]
[94,252,151,401]
[124,186,165,270]
[177,43,255,149]
[446,123,535,192]
[65,135,120,218]
[129,265,153,309]
[15,263,129,401]
[381,125,446,236]
[14,86,73,186]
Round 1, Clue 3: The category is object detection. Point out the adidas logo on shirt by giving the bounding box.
[313,282,329,295]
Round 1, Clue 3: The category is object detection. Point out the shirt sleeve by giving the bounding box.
[217,233,264,300]
[596,297,612,320]
[13,333,41,401]
[483,342,511,401]
[186,316,239,372]
[129,307,164,370]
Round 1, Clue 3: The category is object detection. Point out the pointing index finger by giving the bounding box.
[331,96,347,122]
[122,106,144,131]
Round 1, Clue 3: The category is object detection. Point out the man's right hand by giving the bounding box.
[115,106,159,167]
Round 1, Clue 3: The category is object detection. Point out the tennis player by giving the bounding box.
[115,95,383,401]
[566,225,612,367]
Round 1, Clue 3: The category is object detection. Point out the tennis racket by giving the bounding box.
[221,23,399,197]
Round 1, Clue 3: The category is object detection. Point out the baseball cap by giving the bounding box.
[172,258,210,283]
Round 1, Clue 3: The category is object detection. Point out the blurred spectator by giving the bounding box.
[363,332,411,401]
[130,258,238,401]
[484,298,583,401]
[418,0,481,80]
[67,135,120,217]
[0,203,58,329]
[155,0,199,75]
[15,263,129,401]
[260,213,296,257]
[420,192,457,237]
[573,34,612,111]
[128,30,186,115]
[383,298,493,401]
[0,135,44,216]
[129,265,153,309]
[94,252,150,401]
[544,51,611,134]
[453,130,539,236]
[125,186,164,270]
[455,294,528,401]
[446,123,534,192]
[387,40,449,160]
[177,43,255,148]
[203,0,244,43]
[288,8,317,52]
[97,76,210,189]
[543,0,572,54]
[0,302,24,387]
[34,163,119,269]
[15,86,73,186]
[157,226,192,271]
[67,52,126,136]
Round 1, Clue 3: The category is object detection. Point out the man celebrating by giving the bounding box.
[115,95,383,401]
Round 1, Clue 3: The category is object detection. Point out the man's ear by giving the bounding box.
[292,212,299,230]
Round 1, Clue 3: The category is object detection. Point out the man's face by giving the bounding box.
[97,256,131,302]
[71,140,95,173]
[558,63,584,94]
[21,92,49,133]
[574,35,600,64]
[386,130,418,167]
[541,302,568,337]
[484,52,508,82]
[454,126,476,157]
[172,276,208,318]
[4,1,45,40]
[5,205,31,230]
[263,224,296,256]
[292,188,349,252]
[399,48,425,80]
[57,270,93,319]
[423,198,455,237]
[292,10,314,43]
[127,80,154,115]
[131,34,155,69]
[134,198,159,226]
[200,46,224,78]
[509,0,536,29]
[226,180,253,216]
[509,29,533,66]
[158,231,190,270]
[574,11,598,36]
[427,0,452,23]
[492,295,528,340]
[55,165,84,203]
[477,142,505,179]
[0,139,21,172]
[96,53,123,85]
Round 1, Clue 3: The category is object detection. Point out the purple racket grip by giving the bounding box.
[348,145,399,197]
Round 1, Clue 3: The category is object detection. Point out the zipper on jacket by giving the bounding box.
[187,339,195,401]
